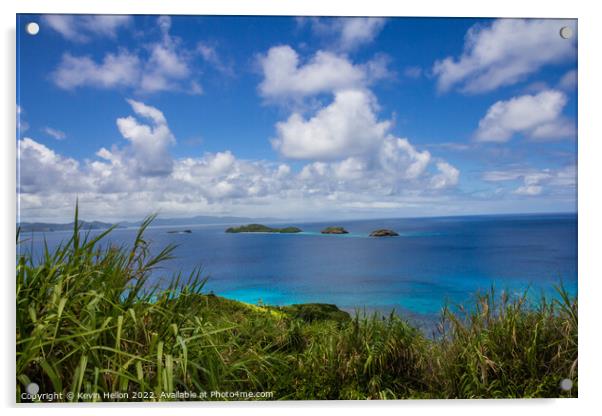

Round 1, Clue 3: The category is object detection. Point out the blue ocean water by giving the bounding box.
[20,213,577,327]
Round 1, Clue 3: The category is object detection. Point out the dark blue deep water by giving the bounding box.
[22,213,577,327]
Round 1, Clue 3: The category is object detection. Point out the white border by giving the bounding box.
[2,1,600,415]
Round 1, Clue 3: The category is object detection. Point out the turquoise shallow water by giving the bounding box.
[22,213,577,328]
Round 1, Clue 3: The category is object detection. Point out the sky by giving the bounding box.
[16,15,578,222]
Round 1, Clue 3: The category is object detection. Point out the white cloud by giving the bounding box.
[273,89,390,160]
[433,19,577,93]
[50,16,201,95]
[272,87,458,193]
[258,46,388,101]
[43,127,66,140]
[17,135,293,220]
[115,99,175,176]
[17,99,289,210]
[270,86,457,197]
[197,42,234,76]
[125,99,167,124]
[430,162,460,189]
[140,44,190,93]
[262,43,460,195]
[379,137,431,180]
[475,90,574,142]
[17,138,85,194]
[549,165,577,187]
[17,105,29,133]
[139,16,197,94]
[558,69,577,91]
[301,17,386,52]
[482,170,523,182]
[52,50,141,90]
[334,157,368,180]
[295,143,442,197]
[259,46,366,100]
[336,18,387,51]
[482,165,576,197]
[18,98,461,222]
[515,185,543,196]
[514,172,552,195]
[42,15,85,42]
[42,15,132,42]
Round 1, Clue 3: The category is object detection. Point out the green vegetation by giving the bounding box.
[320,226,349,234]
[369,229,399,237]
[225,224,302,233]
[16,209,577,401]
[274,303,351,324]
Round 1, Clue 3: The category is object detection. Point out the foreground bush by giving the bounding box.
[16,209,577,401]
[428,287,577,398]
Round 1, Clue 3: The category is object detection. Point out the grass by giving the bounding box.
[16,207,577,401]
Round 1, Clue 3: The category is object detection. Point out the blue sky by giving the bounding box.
[16,15,577,222]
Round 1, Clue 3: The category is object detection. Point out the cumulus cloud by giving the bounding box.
[280,134,450,199]
[17,138,84,194]
[260,44,460,198]
[379,137,432,180]
[272,87,458,193]
[300,17,386,52]
[270,83,458,192]
[18,137,295,220]
[42,15,132,42]
[273,89,390,160]
[50,16,202,94]
[258,46,388,101]
[474,90,575,142]
[18,98,461,222]
[18,100,295,219]
[433,19,577,94]
[430,162,460,189]
[115,99,175,176]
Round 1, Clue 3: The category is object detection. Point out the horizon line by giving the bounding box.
[17,210,578,226]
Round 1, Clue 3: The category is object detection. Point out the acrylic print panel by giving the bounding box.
[16,14,577,402]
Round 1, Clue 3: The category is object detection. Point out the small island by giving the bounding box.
[321,226,349,234]
[167,229,192,234]
[225,224,302,233]
[369,229,399,237]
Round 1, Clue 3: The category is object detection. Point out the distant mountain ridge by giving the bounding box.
[122,215,284,227]
[17,220,120,233]
[18,215,286,232]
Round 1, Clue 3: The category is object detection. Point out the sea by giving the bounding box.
[20,213,577,330]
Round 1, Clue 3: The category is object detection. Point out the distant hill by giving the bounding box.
[17,220,121,233]
[122,215,284,227]
[18,215,287,232]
